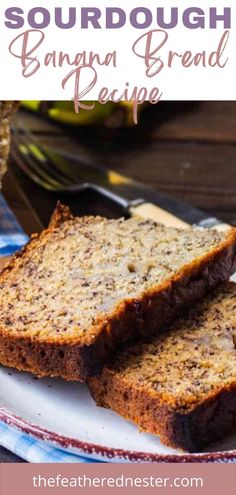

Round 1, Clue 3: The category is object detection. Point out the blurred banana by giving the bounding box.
[21,100,141,127]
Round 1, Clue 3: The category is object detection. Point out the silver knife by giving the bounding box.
[44,147,230,231]
[12,138,230,231]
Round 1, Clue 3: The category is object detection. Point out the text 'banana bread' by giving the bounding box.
[89,283,236,453]
[0,203,236,381]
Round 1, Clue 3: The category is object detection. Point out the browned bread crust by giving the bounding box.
[89,283,236,453]
[0,204,236,381]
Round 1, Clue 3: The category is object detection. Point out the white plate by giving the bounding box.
[1,366,236,463]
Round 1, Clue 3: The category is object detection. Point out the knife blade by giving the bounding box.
[44,147,229,230]
[13,137,229,230]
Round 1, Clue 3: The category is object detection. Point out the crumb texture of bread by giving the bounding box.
[89,283,236,453]
[0,204,236,381]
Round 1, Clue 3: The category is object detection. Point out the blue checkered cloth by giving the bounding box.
[0,422,98,463]
[0,194,28,256]
[0,193,100,463]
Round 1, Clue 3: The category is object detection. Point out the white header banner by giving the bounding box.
[0,1,235,113]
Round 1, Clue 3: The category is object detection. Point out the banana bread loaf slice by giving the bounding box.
[0,203,236,381]
[89,283,236,452]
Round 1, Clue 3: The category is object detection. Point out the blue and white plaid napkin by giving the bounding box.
[0,422,98,463]
[0,192,100,463]
[0,193,28,256]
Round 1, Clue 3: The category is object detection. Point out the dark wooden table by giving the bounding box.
[1,101,236,462]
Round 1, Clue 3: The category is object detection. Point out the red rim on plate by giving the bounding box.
[0,407,236,463]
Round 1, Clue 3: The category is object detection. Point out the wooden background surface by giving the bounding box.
[1,101,236,462]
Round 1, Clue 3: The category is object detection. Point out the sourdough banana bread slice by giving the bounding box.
[89,283,236,453]
[0,203,236,381]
